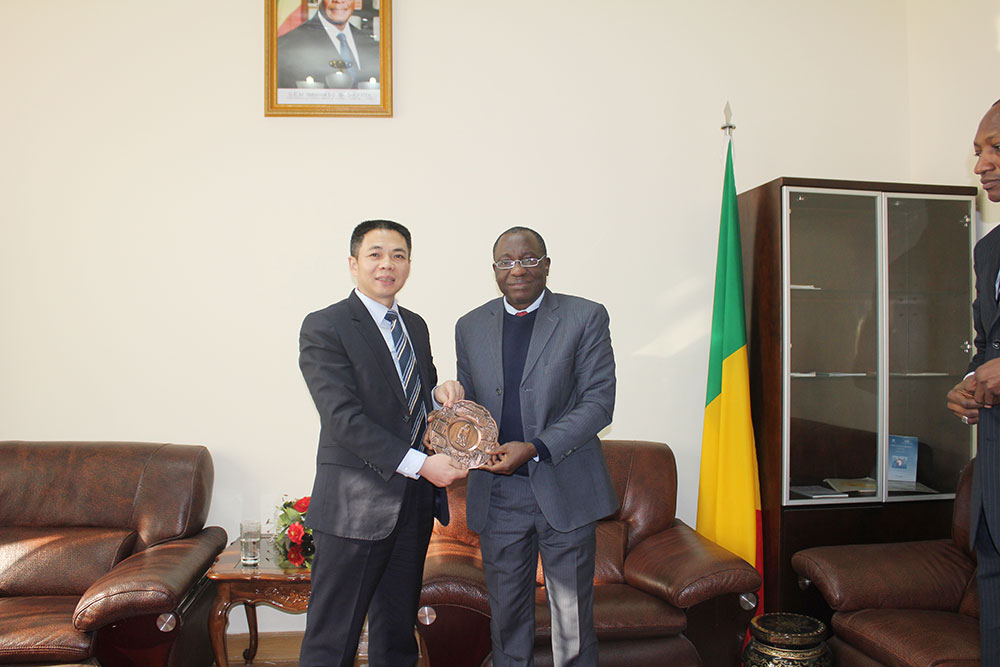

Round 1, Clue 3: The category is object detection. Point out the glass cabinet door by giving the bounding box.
[885,195,975,498]
[785,189,881,502]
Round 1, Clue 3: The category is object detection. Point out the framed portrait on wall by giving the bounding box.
[265,0,392,117]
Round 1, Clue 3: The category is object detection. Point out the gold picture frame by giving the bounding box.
[265,0,392,117]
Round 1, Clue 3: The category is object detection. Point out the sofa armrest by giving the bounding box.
[791,539,974,612]
[623,520,761,608]
[74,526,227,631]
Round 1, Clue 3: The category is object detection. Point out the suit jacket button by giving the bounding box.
[496,388,502,395]
[403,415,410,423]
[994,341,1000,350]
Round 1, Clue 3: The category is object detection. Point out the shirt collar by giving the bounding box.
[355,288,397,324]
[503,291,544,316]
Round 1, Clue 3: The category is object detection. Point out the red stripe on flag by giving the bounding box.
[742,509,765,650]
[754,507,764,613]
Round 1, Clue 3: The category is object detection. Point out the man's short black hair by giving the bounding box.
[492,226,547,258]
[350,220,412,257]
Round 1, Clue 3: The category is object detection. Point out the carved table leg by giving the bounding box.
[243,603,258,664]
[210,582,233,667]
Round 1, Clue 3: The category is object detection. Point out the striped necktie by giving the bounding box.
[384,311,426,450]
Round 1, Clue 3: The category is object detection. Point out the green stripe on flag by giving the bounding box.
[705,142,748,407]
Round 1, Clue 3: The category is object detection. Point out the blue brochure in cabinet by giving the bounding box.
[888,435,918,483]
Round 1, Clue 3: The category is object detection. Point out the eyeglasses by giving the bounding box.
[493,255,547,270]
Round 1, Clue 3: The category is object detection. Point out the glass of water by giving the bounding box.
[240,520,261,566]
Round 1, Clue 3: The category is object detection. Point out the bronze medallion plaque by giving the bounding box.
[428,400,499,469]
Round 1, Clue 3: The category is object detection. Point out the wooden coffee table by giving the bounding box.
[207,537,311,666]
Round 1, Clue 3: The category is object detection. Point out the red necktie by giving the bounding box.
[515,311,528,317]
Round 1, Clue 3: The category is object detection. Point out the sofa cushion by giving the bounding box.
[0,442,213,550]
[0,596,93,664]
[603,442,677,552]
[833,608,980,666]
[0,528,137,596]
[534,521,627,587]
[535,583,687,642]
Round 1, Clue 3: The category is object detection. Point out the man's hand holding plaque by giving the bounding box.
[426,400,500,469]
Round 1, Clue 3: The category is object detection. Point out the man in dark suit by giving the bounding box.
[947,99,1000,664]
[298,220,467,667]
[455,227,618,666]
[277,0,380,89]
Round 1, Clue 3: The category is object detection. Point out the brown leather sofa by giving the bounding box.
[417,439,762,667]
[0,441,228,667]
[792,459,980,666]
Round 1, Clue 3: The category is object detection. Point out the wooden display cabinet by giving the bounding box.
[738,177,977,615]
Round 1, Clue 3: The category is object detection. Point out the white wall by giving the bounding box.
[905,0,1000,227]
[2,0,998,634]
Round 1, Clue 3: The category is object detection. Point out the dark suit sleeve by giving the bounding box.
[299,309,410,481]
[535,303,615,463]
[970,239,989,375]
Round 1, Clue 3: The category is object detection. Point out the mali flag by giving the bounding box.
[696,139,764,597]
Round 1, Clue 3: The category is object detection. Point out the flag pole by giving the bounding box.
[698,99,764,623]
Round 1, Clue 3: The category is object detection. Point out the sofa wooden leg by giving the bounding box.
[684,592,757,667]
[94,615,177,667]
[415,604,492,667]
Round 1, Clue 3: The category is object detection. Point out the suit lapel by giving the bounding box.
[522,290,558,383]
[985,236,1000,333]
[348,292,407,407]
[485,300,505,388]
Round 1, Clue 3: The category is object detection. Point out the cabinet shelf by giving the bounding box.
[790,288,970,297]
[791,371,956,378]
[790,372,874,378]
[790,289,874,296]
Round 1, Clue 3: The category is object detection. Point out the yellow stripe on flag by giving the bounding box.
[697,343,760,566]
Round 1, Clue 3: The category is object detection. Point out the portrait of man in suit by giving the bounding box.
[297,219,466,666]
[455,226,618,666]
[276,0,380,89]
[946,99,1000,664]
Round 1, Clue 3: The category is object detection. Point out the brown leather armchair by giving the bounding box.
[0,441,228,667]
[792,460,980,666]
[417,439,762,667]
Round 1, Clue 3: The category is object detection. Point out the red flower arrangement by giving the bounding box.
[274,495,313,569]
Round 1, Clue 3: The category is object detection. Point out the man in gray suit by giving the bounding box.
[947,99,1000,664]
[455,226,618,666]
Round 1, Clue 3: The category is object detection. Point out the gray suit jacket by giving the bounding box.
[456,289,619,533]
[299,291,447,541]
[969,225,1000,550]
